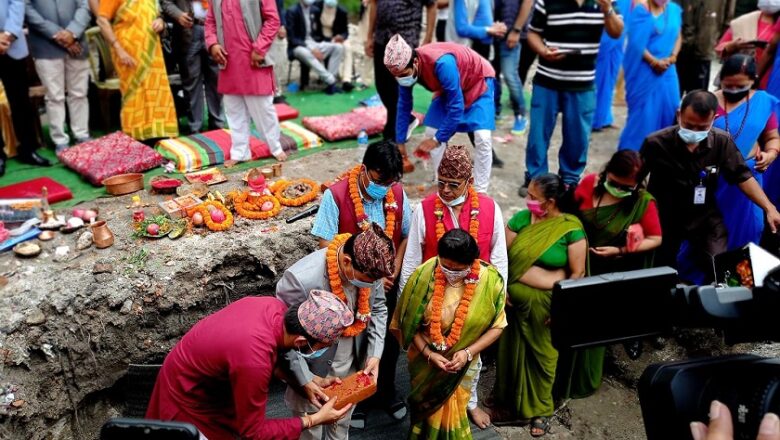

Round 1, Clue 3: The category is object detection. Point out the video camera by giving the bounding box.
[550,265,780,440]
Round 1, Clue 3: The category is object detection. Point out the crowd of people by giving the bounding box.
[6,0,780,439]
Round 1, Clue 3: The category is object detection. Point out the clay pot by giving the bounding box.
[90,221,114,249]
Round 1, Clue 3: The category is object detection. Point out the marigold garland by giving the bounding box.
[233,191,282,220]
[434,186,480,241]
[429,186,481,351]
[429,259,481,351]
[327,233,371,337]
[274,178,320,207]
[187,200,233,231]
[347,165,397,238]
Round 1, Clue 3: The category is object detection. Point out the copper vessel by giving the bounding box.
[90,221,114,249]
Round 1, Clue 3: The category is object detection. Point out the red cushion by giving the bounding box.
[58,132,165,185]
[275,103,300,122]
[0,177,72,204]
[302,107,423,142]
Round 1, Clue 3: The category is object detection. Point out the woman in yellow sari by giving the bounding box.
[392,228,506,440]
[97,0,178,141]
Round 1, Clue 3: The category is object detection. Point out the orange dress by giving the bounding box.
[98,0,179,140]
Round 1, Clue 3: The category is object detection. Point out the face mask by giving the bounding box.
[652,0,669,6]
[441,265,471,285]
[299,343,328,359]
[723,85,751,103]
[758,0,780,14]
[324,0,337,6]
[303,0,315,6]
[397,74,417,87]
[364,169,390,200]
[439,190,467,207]
[678,126,710,145]
[348,264,376,289]
[527,199,547,217]
[604,180,634,199]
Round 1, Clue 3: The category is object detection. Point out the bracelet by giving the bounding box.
[766,148,780,155]
[301,414,312,429]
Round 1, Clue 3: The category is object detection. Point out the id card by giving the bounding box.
[694,185,706,205]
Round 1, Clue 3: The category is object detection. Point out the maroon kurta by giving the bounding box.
[420,192,495,262]
[329,178,406,249]
[146,297,302,440]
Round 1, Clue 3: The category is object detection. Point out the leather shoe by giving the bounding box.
[17,151,52,167]
[0,158,5,177]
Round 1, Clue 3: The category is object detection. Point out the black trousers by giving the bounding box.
[677,48,711,96]
[436,19,447,42]
[518,38,537,86]
[374,42,399,141]
[0,55,41,160]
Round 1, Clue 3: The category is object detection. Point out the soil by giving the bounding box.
[3,40,780,440]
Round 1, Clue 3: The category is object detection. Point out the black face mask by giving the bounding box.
[723,89,750,103]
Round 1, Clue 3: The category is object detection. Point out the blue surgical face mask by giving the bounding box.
[397,74,417,87]
[364,168,390,199]
[347,262,377,289]
[324,0,337,6]
[439,192,466,207]
[678,126,710,144]
[299,344,328,359]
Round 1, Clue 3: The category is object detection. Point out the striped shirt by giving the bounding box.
[530,0,618,91]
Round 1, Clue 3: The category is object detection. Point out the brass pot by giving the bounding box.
[90,221,114,249]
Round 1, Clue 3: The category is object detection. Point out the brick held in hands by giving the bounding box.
[323,372,377,410]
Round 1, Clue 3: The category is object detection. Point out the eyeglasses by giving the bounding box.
[607,179,637,193]
[437,179,466,191]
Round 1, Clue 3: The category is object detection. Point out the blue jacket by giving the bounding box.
[0,0,27,59]
[25,0,91,59]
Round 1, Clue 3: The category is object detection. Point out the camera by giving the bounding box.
[549,264,780,440]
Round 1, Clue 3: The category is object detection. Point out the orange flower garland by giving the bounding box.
[347,165,397,238]
[429,186,481,351]
[327,234,371,337]
[274,178,320,207]
[233,191,282,220]
[187,200,233,231]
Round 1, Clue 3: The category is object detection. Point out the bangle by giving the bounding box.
[767,148,780,155]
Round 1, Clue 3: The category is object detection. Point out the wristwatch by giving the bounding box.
[605,7,615,16]
[511,27,523,34]
[464,347,474,362]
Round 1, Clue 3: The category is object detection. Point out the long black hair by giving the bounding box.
[720,54,758,83]
[438,229,479,265]
[531,173,576,213]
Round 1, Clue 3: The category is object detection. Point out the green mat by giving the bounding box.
[0,86,433,208]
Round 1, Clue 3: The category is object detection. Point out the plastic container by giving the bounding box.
[357,128,369,148]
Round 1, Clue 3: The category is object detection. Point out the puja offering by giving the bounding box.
[272,163,283,177]
[72,207,99,222]
[176,182,209,198]
[38,212,66,231]
[185,167,227,185]
[323,372,377,410]
[13,242,41,258]
[273,178,319,207]
[38,230,56,241]
[133,215,173,239]
[187,201,233,231]
[91,221,115,248]
[159,194,203,219]
[246,169,267,193]
[150,176,183,194]
[261,168,274,179]
[233,191,281,220]
[167,219,188,239]
[61,217,85,234]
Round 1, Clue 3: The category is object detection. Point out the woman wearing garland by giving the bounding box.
[310,139,412,425]
[391,228,506,440]
[490,174,587,437]
[276,223,396,440]
[399,144,507,429]
[553,150,662,403]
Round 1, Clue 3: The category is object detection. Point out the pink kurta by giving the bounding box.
[205,0,280,96]
[146,297,302,440]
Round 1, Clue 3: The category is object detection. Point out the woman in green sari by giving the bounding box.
[491,173,587,437]
[392,229,506,440]
[553,150,663,401]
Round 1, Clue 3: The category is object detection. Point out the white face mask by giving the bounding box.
[759,0,780,14]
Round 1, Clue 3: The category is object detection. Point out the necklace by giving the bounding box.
[723,94,750,142]
[348,165,397,238]
[591,192,622,230]
[326,234,371,337]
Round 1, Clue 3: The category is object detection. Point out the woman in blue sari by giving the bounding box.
[617,0,682,151]
[592,0,632,132]
[678,55,780,284]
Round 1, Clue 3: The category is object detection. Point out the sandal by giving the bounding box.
[530,417,550,437]
[487,407,525,427]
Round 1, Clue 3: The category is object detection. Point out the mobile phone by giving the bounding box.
[747,40,769,49]
[552,48,581,55]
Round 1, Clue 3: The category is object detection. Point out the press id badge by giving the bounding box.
[694,185,706,204]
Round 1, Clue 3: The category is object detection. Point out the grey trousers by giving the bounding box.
[292,41,345,86]
[183,25,224,133]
